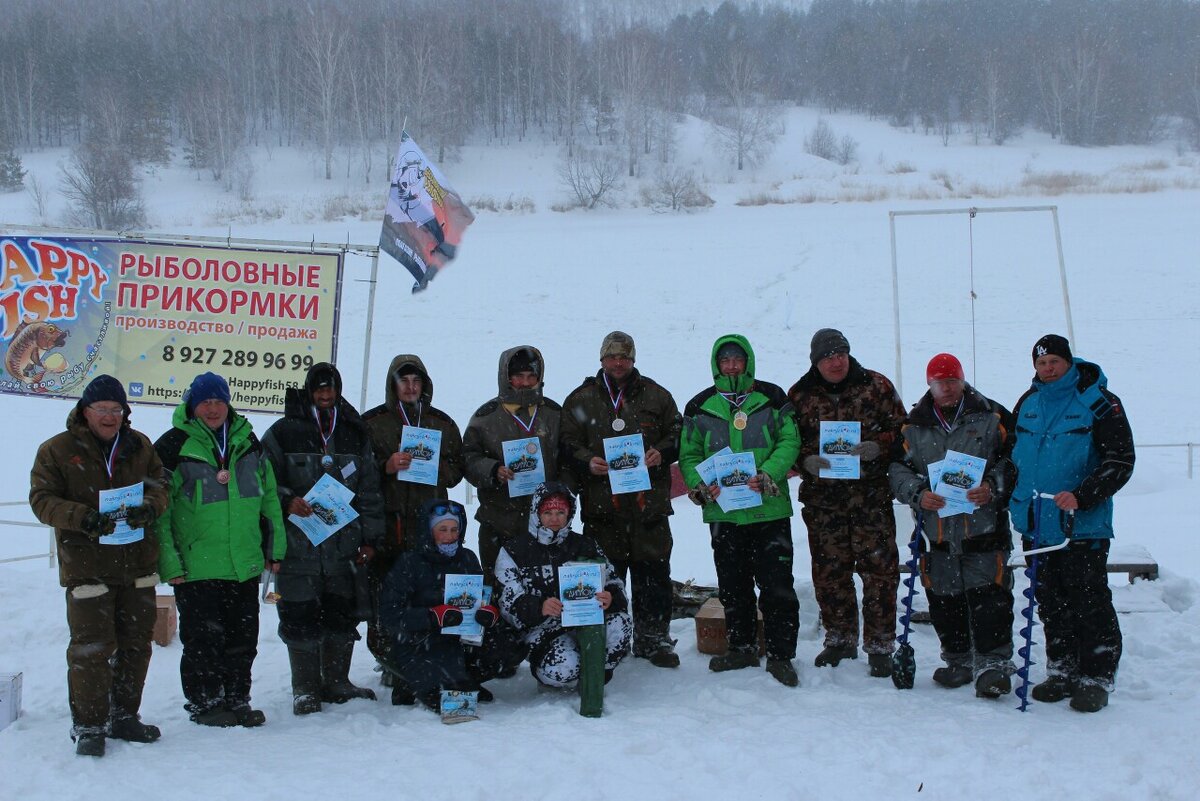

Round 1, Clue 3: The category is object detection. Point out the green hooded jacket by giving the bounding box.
[678,334,800,525]
[154,401,286,583]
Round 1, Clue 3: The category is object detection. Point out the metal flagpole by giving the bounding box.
[359,249,380,412]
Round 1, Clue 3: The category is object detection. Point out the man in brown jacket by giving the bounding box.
[362,354,464,676]
[462,345,567,578]
[788,329,906,678]
[561,331,682,668]
[29,374,169,757]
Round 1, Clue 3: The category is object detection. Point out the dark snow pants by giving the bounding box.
[922,549,1015,674]
[65,581,156,733]
[175,578,260,714]
[710,518,799,660]
[1027,539,1122,690]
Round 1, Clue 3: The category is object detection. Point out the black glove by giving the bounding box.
[430,604,464,629]
[125,504,158,529]
[81,509,116,538]
[475,604,500,628]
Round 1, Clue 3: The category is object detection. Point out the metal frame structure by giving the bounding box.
[888,205,1074,400]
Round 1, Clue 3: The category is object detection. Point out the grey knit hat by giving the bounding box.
[810,328,850,365]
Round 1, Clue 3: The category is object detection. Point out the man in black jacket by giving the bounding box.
[263,363,385,714]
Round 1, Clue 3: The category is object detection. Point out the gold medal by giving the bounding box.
[733,411,748,431]
[216,469,231,485]
[611,418,626,432]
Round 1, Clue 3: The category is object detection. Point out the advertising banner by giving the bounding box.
[0,235,342,413]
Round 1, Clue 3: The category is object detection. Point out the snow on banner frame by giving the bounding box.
[887,205,1075,401]
[0,225,350,414]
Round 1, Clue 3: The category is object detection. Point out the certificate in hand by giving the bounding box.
[712,451,763,512]
[603,433,652,495]
[397,425,442,486]
[98,482,145,545]
[558,562,605,627]
[502,437,545,497]
[819,421,861,480]
[287,473,359,546]
[934,449,987,518]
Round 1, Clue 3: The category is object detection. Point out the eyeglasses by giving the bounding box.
[88,405,124,418]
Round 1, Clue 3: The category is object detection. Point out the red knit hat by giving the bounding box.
[538,495,570,514]
[926,353,964,384]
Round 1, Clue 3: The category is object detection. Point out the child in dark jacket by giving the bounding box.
[379,499,524,709]
[495,482,633,688]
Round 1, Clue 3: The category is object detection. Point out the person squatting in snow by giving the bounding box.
[377,498,526,709]
[495,482,633,689]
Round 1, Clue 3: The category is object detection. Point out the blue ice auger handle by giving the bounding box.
[891,514,927,690]
[1014,492,1073,712]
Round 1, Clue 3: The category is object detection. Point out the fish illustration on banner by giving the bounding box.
[380,131,475,293]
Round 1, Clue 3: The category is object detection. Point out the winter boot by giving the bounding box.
[109,714,161,743]
[288,643,324,715]
[391,682,416,706]
[813,644,858,668]
[229,705,267,727]
[647,639,681,669]
[868,653,893,678]
[1031,675,1074,703]
[73,728,106,757]
[190,705,239,727]
[321,638,377,704]
[709,649,760,672]
[1069,683,1109,713]
[477,684,495,703]
[975,669,1012,699]
[766,659,799,687]
[932,664,973,688]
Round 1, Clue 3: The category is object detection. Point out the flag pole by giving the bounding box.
[359,248,380,412]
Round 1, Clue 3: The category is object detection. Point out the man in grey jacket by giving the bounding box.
[889,353,1017,698]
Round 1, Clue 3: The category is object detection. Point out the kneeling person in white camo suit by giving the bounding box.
[495,483,632,688]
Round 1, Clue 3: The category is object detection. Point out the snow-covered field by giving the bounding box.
[2,109,1198,799]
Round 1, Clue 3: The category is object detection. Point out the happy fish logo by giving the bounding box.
[403,442,435,461]
[508,453,539,473]
[447,591,477,610]
[608,452,641,470]
[0,238,111,396]
[562,580,598,601]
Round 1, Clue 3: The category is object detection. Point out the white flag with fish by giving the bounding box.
[380,131,476,293]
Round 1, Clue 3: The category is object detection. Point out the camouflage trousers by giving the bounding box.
[803,502,899,654]
[65,580,156,732]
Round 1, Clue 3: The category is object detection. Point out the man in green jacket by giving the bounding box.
[155,372,287,728]
[679,335,802,686]
[30,374,169,757]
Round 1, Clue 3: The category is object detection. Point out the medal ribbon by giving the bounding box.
[933,397,964,433]
[102,431,121,480]
[508,406,539,434]
[718,390,749,410]
[313,406,338,453]
[602,374,625,421]
[397,401,423,429]
[213,423,228,469]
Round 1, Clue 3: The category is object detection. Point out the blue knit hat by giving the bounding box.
[186,372,231,413]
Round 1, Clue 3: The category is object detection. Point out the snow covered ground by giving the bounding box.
[2,109,1198,799]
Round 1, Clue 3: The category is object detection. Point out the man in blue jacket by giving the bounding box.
[1010,335,1134,713]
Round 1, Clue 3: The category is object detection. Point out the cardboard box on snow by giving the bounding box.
[694,597,765,656]
[154,594,177,647]
[0,672,22,732]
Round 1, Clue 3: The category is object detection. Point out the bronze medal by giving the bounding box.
[611,418,626,432]
[733,411,748,431]
[216,468,231,485]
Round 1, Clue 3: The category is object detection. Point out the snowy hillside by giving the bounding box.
[1,109,1198,800]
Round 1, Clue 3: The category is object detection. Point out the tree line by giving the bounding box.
[1,0,1196,198]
